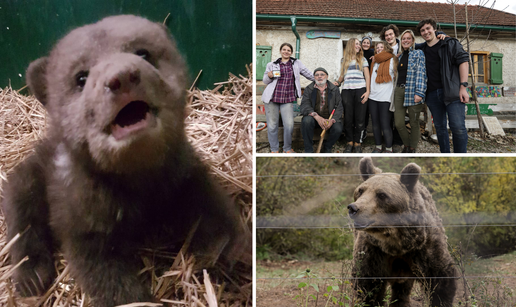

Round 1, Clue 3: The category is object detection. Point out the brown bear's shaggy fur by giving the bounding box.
[348,157,457,307]
[1,15,245,306]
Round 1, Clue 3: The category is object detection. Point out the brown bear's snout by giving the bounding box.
[348,203,359,217]
[107,69,141,92]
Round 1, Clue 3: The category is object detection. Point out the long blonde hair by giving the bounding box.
[339,38,364,78]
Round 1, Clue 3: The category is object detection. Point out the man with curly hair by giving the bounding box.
[379,24,400,55]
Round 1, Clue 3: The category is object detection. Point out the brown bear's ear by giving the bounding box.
[26,57,49,106]
[359,157,381,181]
[400,163,421,191]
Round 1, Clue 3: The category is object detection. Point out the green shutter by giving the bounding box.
[256,46,272,81]
[489,53,503,85]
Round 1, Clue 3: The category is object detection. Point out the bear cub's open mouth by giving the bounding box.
[111,100,153,140]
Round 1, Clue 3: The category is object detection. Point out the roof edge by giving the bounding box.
[256,14,516,32]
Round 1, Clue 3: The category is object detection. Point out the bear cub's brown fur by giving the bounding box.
[1,15,245,306]
[347,157,456,307]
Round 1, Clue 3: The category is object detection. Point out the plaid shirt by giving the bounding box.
[315,82,327,113]
[271,60,296,103]
[402,48,427,107]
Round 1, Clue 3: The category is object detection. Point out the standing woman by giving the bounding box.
[262,43,314,153]
[369,42,398,153]
[361,36,375,141]
[335,38,370,153]
[361,36,375,70]
[393,30,427,153]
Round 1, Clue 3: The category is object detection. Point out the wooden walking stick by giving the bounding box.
[315,108,336,153]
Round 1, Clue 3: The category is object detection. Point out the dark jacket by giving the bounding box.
[300,81,343,123]
[416,37,469,104]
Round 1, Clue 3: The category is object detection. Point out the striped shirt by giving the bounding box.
[401,48,427,107]
[271,60,296,103]
[342,57,369,90]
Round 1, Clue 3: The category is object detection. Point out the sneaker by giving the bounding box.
[354,145,362,153]
[383,149,393,153]
[283,149,295,153]
[392,144,402,153]
[372,148,382,153]
[402,146,409,153]
[344,144,353,153]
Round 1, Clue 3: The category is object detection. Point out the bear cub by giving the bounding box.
[1,15,245,306]
[347,157,456,307]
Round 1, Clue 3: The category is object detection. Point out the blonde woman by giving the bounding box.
[334,38,370,153]
[369,42,398,153]
[394,30,427,153]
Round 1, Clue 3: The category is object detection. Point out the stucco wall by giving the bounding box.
[256,26,516,91]
[469,39,515,88]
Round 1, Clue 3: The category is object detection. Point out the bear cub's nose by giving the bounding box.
[107,69,141,92]
[348,204,359,216]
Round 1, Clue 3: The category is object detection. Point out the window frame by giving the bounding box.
[469,51,490,85]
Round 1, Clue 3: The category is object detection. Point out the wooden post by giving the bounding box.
[465,4,485,138]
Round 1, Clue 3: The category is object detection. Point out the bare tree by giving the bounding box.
[446,0,460,38]
[464,3,485,138]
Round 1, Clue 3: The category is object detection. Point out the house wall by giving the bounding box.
[256,26,516,96]
[469,39,515,88]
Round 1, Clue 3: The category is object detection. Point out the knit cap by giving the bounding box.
[313,67,328,76]
[362,36,373,44]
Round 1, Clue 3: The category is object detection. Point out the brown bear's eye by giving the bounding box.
[377,192,388,200]
[75,71,89,88]
[356,188,364,197]
[135,49,151,61]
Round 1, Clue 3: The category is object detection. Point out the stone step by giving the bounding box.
[465,115,516,129]
[256,81,266,96]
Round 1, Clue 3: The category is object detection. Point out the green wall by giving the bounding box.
[0,0,251,90]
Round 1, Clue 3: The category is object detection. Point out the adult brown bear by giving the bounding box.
[348,157,457,307]
[1,15,245,306]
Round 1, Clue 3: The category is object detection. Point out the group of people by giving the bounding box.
[262,18,470,153]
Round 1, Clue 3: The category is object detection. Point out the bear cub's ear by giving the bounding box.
[359,157,382,181]
[400,163,421,191]
[26,57,49,106]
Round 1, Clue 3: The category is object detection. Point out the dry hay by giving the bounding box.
[0,65,253,307]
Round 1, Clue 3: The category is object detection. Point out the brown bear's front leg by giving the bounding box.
[428,277,456,307]
[353,277,387,306]
[390,280,414,307]
[62,234,152,307]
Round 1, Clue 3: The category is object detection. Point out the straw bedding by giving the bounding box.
[0,65,253,307]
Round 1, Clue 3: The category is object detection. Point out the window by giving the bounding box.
[469,51,490,84]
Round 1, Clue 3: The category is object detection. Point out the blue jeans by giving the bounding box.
[426,89,468,153]
[301,116,343,153]
[264,102,294,152]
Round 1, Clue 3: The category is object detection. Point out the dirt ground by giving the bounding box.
[256,253,516,307]
[256,131,516,154]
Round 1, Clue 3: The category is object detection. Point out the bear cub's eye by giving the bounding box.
[377,192,388,200]
[135,49,151,61]
[75,71,89,88]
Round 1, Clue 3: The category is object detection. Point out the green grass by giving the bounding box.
[257,252,516,306]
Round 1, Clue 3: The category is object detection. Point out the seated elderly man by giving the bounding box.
[300,67,344,153]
